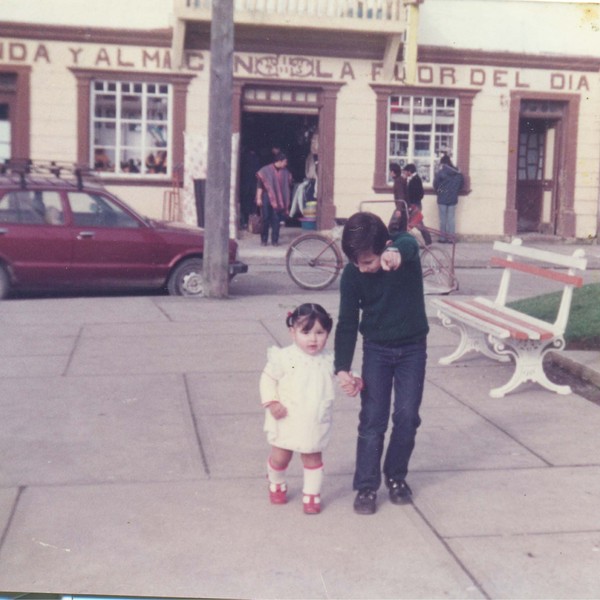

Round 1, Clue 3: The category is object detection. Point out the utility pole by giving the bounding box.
[205,0,234,298]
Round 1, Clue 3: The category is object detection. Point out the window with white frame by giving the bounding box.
[388,95,458,184]
[91,80,171,176]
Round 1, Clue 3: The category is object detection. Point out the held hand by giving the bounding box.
[353,375,365,393]
[268,401,287,420]
[337,371,362,397]
[380,246,401,271]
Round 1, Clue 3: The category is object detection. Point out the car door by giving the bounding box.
[0,189,73,288]
[67,190,165,289]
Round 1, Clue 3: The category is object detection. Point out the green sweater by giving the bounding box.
[334,232,429,373]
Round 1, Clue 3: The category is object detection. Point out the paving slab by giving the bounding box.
[0,479,483,599]
[0,297,168,325]
[0,374,206,487]
[412,466,600,537]
[67,332,272,376]
[447,531,600,599]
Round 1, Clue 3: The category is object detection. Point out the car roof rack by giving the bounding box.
[0,159,101,191]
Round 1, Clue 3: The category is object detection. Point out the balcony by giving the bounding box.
[172,0,423,80]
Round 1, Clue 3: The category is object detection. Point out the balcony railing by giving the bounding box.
[174,0,410,32]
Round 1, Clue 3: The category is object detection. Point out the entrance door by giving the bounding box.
[515,100,566,234]
[240,111,319,227]
[516,119,548,232]
[0,93,12,162]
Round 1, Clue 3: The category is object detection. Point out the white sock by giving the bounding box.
[303,464,324,496]
[267,458,287,489]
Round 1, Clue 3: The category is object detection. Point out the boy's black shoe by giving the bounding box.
[387,479,412,504]
[353,489,377,515]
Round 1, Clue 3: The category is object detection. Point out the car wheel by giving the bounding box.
[0,266,10,300]
[167,258,205,297]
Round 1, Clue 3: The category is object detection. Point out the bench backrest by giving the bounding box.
[491,238,587,332]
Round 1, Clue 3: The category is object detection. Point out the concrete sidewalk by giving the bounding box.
[0,291,600,599]
[237,226,600,269]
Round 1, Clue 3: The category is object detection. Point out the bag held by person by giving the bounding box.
[248,210,261,234]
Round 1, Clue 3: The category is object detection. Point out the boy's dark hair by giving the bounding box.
[286,303,333,333]
[389,163,401,178]
[403,163,417,174]
[440,154,454,168]
[274,151,287,162]
[341,212,390,264]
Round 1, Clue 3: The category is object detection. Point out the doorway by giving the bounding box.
[0,101,10,161]
[516,117,558,233]
[240,111,319,227]
[509,97,575,236]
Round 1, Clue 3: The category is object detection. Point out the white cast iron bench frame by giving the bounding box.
[431,239,587,398]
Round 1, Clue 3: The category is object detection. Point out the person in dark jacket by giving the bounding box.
[388,163,407,236]
[402,163,432,246]
[433,155,464,243]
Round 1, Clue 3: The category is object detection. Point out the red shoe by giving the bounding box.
[269,482,287,504]
[303,494,321,514]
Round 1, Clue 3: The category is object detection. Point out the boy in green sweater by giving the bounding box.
[334,210,429,515]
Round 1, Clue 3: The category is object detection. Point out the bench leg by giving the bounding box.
[488,338,571,398]
[437,318,511,365]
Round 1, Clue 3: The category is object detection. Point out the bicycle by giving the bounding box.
[286,209,458,293]
[286,222,345,290]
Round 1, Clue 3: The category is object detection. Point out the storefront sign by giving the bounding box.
[0,39,592,93]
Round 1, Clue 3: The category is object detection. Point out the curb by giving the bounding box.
[548,351,600,389]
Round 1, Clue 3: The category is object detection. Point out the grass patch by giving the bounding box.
[507,283,600,350]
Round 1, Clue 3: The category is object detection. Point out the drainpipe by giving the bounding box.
[403,0,424,85]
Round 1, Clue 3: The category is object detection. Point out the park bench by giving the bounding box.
[431,238,587,398]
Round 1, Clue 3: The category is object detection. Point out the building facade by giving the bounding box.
[1,0,599,239]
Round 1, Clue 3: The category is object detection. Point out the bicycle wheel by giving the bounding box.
[420,246,458,293]
[286,233,344,290]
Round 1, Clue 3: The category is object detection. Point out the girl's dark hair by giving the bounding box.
[286,303,333,333]
[341,212,390,264]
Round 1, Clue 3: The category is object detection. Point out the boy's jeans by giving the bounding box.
[353,338,427,492]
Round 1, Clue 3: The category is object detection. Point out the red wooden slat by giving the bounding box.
[490,257,583,287]
[440,298,553,341]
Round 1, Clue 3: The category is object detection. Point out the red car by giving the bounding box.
[0,168,247,298]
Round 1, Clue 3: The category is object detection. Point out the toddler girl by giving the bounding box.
[260,303,339,514]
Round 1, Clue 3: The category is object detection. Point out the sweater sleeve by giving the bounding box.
[391,231,421,264]
[334,266,360,373]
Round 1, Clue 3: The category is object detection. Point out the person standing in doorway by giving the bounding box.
[433,154,464,243]
[256,151,293,246]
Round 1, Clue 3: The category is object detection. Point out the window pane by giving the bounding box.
[91,79,171,176]
[0,191,63,225]
[147,124,168,147]
[145,150,168,174]
[121,94,142,120]
[69,192,140,228]
[387,94,457,184]
[147,96,168,121]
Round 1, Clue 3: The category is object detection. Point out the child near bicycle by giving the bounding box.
[334,211,429,515]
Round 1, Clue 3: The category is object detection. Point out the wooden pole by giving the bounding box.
[205,0,234,298]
